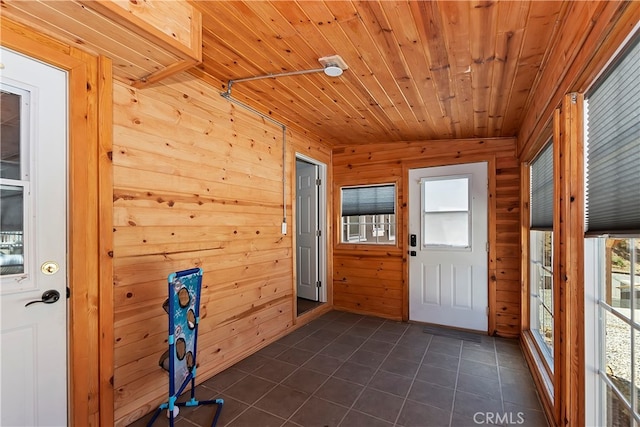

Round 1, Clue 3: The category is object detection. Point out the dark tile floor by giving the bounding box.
[296,298,323,316]
[130,311,548,427]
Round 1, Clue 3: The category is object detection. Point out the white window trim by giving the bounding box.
[585,237,640,426]
[529,230,554,373]
[585,238,603,427]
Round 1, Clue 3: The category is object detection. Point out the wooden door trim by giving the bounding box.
[1,19,112,426]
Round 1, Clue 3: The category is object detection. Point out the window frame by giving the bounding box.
[529,229,555,373]
[525,138,557,382]
[0,84,32,286]
[339,183,397,247]
[583,30,640,425]
[585,237,640,427]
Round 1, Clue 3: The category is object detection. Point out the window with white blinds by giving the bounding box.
[530,142,554,230]
[585,37,640,234]
[340,184,396,245]
[341,184,395,217]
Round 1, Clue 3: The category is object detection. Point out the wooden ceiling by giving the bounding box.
[191,0,566,146]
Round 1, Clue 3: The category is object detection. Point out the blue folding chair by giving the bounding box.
[148,268,223,427]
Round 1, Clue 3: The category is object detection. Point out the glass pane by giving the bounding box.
[604,310,632,404]
[424,177,469,212]
[604,384,632,427]
[342,214,395,245]
[633,238,639,323]
[605,238,633,320]
[0,185,24,275]
[635,329,639,416]
[0,91,21,180]
[424,211,469,247]
[530,230,554,361]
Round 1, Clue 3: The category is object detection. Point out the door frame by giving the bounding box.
[294,153,328,306]
[1,19,114,426]
[407,162,489,331]
[402,155,497,334]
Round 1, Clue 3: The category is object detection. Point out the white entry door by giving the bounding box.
[409,162,488,331]
[296,159,319,301]
[0,47,68,426]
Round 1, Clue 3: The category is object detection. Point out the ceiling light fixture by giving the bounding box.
[323,65,343,77]
[222,55,348,97]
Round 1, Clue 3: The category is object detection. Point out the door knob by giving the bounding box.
[25,289,61,307]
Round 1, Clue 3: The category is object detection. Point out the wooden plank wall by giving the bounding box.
[332,138,520,337]
[111,73,331,425]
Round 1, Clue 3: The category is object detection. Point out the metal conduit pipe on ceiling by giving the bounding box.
[219,55,348,235]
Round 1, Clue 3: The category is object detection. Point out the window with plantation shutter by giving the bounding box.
[585,37,640,234]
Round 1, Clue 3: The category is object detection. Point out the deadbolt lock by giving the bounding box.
[41,261,59,275]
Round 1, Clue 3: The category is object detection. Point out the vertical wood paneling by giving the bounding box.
[111,74,330,425]
[333,138,520,336]
[98,54,115,427]
[557,93,585,427]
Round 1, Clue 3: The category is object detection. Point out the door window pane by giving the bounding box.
[424,212,469,247]
[0,185,24,275]
[423,177,470,248]
[424,178,469,211]
[0,91,22,180]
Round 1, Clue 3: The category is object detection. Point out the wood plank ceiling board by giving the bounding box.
[200,1,378,139]
[501,1,566,137]
[191,0,570,145]
[487,1,531,138]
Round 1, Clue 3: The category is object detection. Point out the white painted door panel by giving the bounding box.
[0,47,68,426]
[409,162,488,331]
[296,159,319,301]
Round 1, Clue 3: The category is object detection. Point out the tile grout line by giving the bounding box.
[173,317,530,427]
[447,339,464,427]
[205,326,317,427]
[391,329,434,427]
[219,315,359,426]
[494,337,506,421]
[279,314,386,427]
[330,320,418,427]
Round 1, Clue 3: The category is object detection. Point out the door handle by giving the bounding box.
[25,289,61,307]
